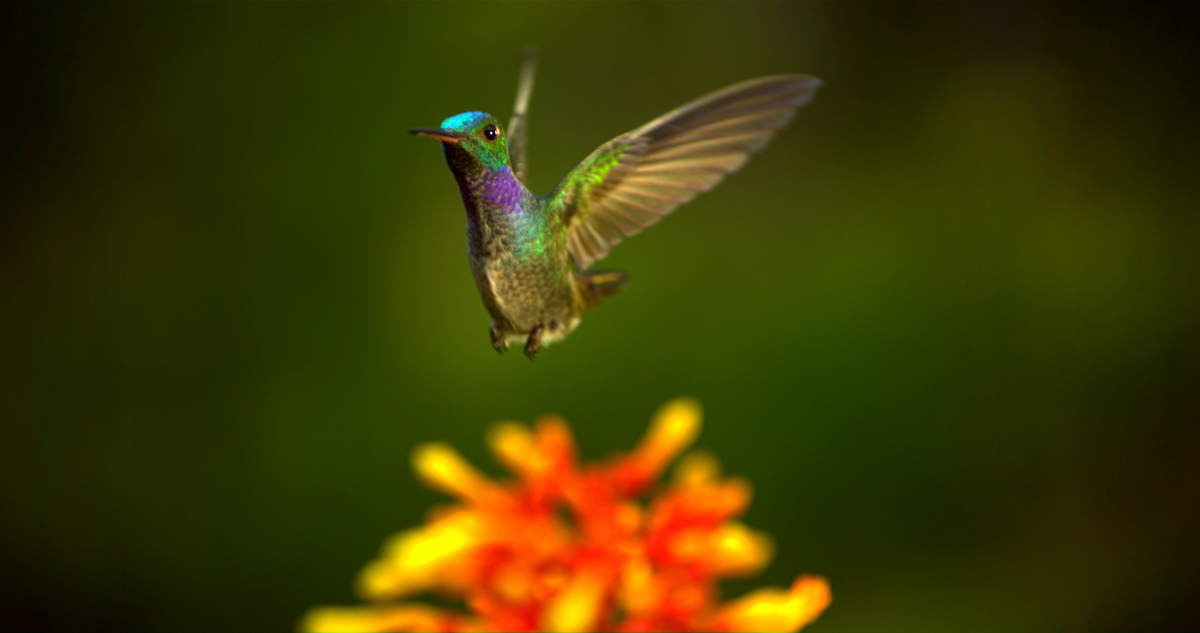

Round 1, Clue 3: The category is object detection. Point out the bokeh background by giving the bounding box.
[3,3,1198,632]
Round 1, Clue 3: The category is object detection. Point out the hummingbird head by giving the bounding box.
[410,112,511,175]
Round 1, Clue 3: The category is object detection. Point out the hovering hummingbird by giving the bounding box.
[411,55,820,359]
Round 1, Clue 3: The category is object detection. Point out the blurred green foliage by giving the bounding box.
[3,3,1198,632]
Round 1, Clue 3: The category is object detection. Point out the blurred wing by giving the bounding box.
[507,49,537,187]
[551,75,821,271]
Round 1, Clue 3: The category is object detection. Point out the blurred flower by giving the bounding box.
[302,399,830,633]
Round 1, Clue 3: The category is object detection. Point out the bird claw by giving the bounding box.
[524,326,542,361]
[490,323,508,355]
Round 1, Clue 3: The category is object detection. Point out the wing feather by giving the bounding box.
[507,49,537,187]
[551,75,820,271]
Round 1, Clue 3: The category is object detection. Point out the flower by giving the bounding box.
[302,399,830,633]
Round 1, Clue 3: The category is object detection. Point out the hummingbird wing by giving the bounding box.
[507,49,537,187]
[551,74,821,271]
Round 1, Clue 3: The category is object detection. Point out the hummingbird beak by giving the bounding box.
[409,127,467,144]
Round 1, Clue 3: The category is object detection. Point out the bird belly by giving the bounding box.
[480,260,580,344]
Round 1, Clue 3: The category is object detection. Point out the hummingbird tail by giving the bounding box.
[577,270,629,309]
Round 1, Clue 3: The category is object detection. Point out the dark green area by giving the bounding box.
[3,3,1198,632]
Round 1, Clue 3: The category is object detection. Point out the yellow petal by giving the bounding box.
[709,522,775,576]
[357,512,485,599]
[488,421,537,474]
[541,565,607,633]
[630,398,702,480]
[672,449,721,486]
[300,604,446,633]
[412,443,507,507]
[717,575,831,632]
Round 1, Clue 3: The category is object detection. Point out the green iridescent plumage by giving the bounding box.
[411,55,821,359]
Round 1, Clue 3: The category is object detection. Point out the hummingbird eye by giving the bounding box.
[483,124,499,141]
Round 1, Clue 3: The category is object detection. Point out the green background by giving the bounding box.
[4,3,1198,632]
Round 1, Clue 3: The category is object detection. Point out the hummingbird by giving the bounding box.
[411,55,820,359]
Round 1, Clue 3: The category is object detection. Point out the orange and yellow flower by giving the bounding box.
[302,399,830,633]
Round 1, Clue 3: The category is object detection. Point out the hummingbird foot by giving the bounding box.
[489,322,509,355]
[524,325,543,361]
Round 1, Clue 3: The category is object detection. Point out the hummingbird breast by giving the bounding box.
[477,256,580,341]
[463,184,582,343]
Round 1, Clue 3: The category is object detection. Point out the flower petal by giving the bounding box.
[306,400,830,633]
[715,575,831,632]
[412,443,508,508]
[541,564,608,633]
[708,522,774,576]
[358,511,487,599]
[301,604,457,633]
[617,398,702,492]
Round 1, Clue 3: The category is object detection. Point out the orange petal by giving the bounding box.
[686,478,753,521]
[617,558,660,615]
[534,415,578,469]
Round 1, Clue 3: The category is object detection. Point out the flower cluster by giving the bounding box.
[302,399,829,632]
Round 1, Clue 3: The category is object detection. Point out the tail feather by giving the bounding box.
[577,270,629,309]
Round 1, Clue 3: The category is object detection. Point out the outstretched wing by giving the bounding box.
[551,75,821,271]
[507,49,537,187]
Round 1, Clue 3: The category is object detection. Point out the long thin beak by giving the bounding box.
[409,127,467,143]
